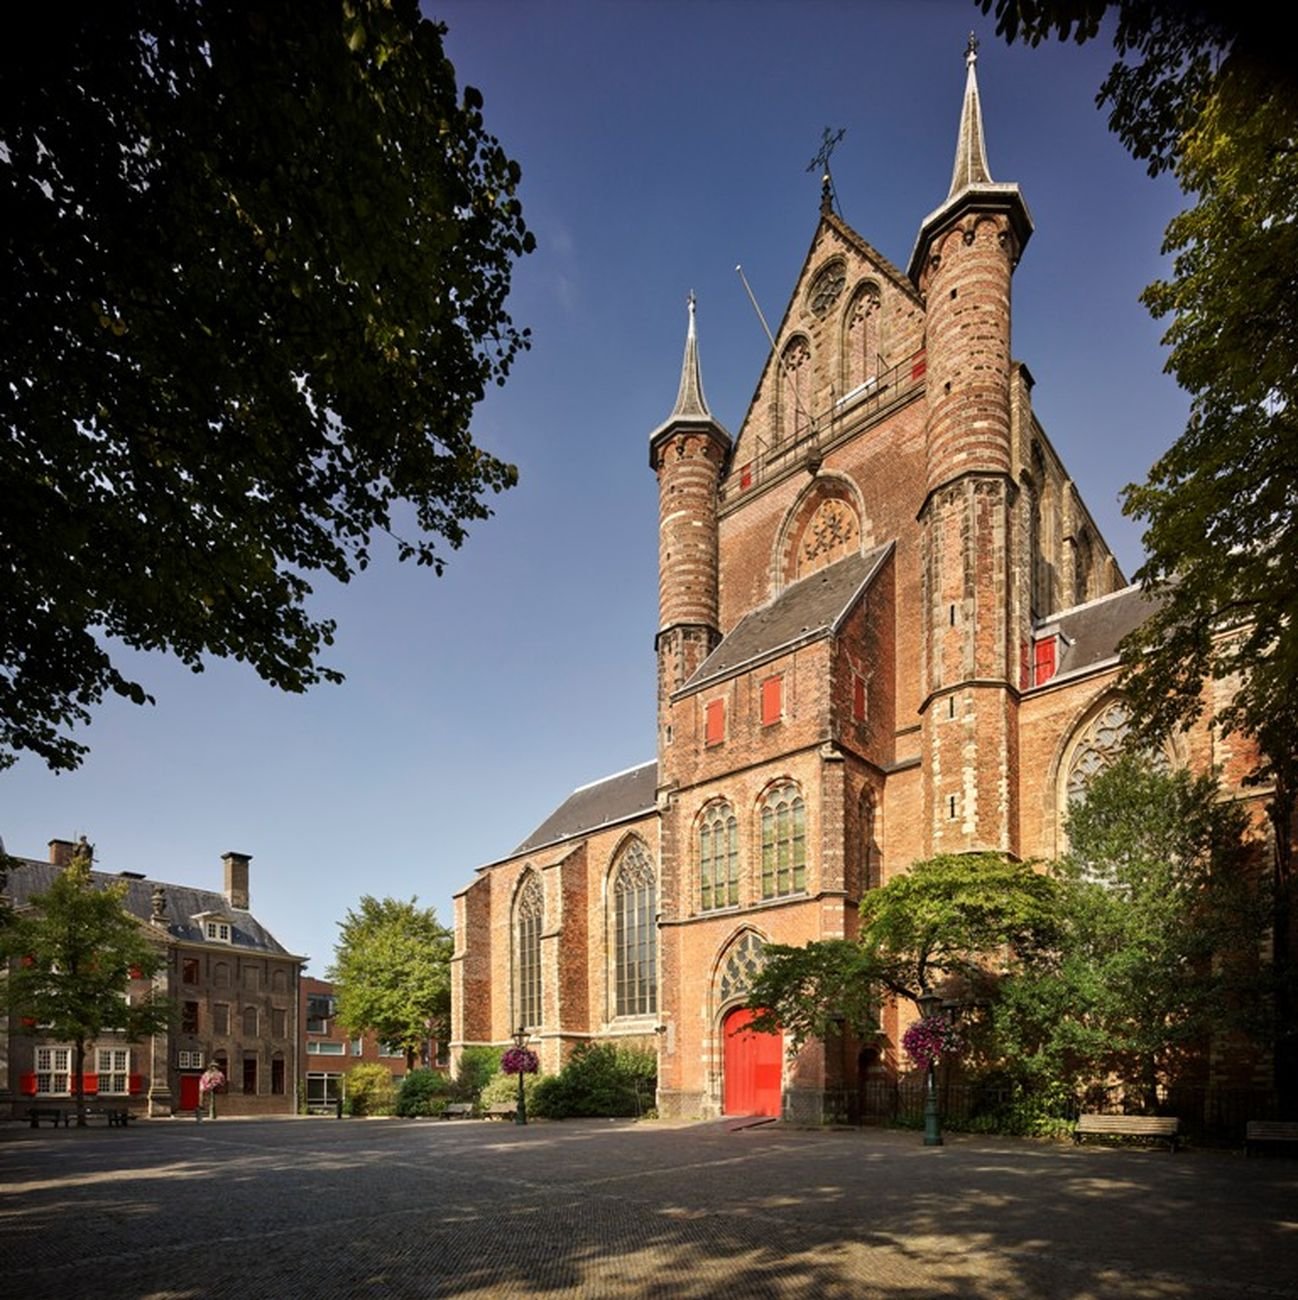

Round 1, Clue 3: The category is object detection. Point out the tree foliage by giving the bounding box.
[1,842,170,1124]
[327,895,453,1069]
[994,755,1269,1109]
[1,0,533,772]
[746,855,1061,1050]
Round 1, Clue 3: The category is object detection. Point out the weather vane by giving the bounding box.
[807,126,846,216]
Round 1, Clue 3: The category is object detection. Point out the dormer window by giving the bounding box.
[195,913,234,944]
[206,921,230,942]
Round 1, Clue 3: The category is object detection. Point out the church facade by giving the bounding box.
[450,49,1260,1120]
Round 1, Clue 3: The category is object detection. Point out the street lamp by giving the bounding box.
[512,1025,529,1127]
[917,991,943,1148]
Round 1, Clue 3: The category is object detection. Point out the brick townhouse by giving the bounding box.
[2,840,303,1117]
[451,45,1272,1120]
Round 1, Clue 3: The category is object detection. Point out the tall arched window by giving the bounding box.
[842,283,881,398]
[778,337,811,445]
[760,782,806,899]
[1065,701,1133,803]
[1074,528,1094,606]
[699,803,739,911]
[612,840,657,1017]
[514,873,543,1029]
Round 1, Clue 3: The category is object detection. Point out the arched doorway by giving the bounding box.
[723,1006,783,1116]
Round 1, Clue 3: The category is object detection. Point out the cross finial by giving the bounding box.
[807,126,846,216]
[966,31,979,67]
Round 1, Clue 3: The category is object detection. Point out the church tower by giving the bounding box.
[911,38,1034,856]
[649,295,731,769]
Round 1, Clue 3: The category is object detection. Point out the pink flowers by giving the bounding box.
[198,1064,226,1095]
[902,1015,961,1070]
[501,1047,539,1075]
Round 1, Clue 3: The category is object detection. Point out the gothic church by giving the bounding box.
[450,46,1257,1120]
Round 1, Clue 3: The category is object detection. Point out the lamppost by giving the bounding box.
[512,1025,529,1127]
[917,991,943,1147]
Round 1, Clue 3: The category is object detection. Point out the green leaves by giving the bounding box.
[1,1,532,771]
[326,895,452,1066]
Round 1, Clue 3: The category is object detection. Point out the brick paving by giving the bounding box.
[2,1116,1296,1298]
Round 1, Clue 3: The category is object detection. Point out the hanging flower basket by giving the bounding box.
[501,1047,539,1076]
[198,1065,227,1095]
[902,1016,961,1071]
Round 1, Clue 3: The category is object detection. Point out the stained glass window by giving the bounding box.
[761,782,807,898]
[613,841,657,1017]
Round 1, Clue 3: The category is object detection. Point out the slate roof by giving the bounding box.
[4,857,294,956]
[510,761,658,858]
[1050,584,1159,680]
[682,542,893,695]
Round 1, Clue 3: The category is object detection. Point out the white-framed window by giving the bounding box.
[36,1046,73,1095]
[96,1047,130,1095]
[379,1042,406,1058]
[204,920,232,943]
[351,1038,363,1057]
[307,1041,346,1056]
[178,1050,205,1070]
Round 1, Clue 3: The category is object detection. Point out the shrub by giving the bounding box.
[481,1068,544,1111]
[346,1063,397,1116]
[397,1068,450,1117]
[454,1046,502,1101]
[530,1043,657,1120]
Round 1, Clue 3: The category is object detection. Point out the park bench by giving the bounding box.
[84,1107,133,1127]
[1074,1114,1180,1152]
[484,1102,517,1120]
[1244,1120,1298,1156]
[441,1103,474,1119]
[27,1106,70,1129]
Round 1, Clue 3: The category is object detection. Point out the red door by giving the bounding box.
[179,1074,200,1111]
[723,1007,783,1116]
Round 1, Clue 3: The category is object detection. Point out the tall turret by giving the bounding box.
[914,38,1033,858]
[649,296,731,749]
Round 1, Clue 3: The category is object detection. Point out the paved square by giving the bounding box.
[3,1117,1296,1297]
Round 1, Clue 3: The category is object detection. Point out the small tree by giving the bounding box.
[328,896,453,1069]
[2,842,170,1125]
[345,1063,396,1117]
[747,855,1061,1052]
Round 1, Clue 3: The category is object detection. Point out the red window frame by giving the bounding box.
[760,676,783,726]
[705,698,726,746]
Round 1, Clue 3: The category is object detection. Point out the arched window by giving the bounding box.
[778,337,811,445]
[1074,528,1094,606]
[717,931,766,1004]
[760,782,806,899]
[242,1006,258,1037]
[1065,701,1133,803]
[842,283,881,398]
[699,803,739,911]
[514,873,543,1029]
[611,840,657,1018]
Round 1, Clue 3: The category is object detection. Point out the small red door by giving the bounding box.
[723,1006,783,1117]
[179,1074,200,1111]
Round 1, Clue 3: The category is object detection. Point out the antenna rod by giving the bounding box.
[736,264,777,354]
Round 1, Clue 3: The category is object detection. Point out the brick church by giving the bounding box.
[450,45,1259,1120]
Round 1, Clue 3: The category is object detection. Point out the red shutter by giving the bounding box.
[129,966,143,980]
[740,464,753,490]
[1034,636,1057,686]
[911,356,927,380]
[853,675,867,722]
[761,677,782,726]
[705,699,725,745]
[20,1016,36,1029]
[129,1074,144,1095]
[82,1073,99,1095]
[19,1072,37,1096]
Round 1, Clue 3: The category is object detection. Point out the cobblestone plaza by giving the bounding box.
[3,1117,1296,1298]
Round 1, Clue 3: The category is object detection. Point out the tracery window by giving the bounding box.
[699,803,739,911]
[718,932,766,1004]
[779,337,811,445]
[1065,701,1132,802]
[761,782,807,898]
[514,873,543,1029]
[611,840,657,1018]
[842,283,881,398]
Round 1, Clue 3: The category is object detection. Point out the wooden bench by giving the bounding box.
[441,1103,474,1119]
[27,1106,70,1129]
[1074,1114,1180,1152]
[84,1107,133,1127]
[484,1102,517,1120]
[1245,1120,1298,1156]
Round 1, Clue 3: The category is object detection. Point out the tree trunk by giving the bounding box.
[74,1039,87,1127]
[1270,767,1296,1116]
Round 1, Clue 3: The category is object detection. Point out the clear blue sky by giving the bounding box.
[2,1,1187,974]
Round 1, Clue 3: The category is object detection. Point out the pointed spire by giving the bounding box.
[947,33,993,199]
[666,291,714,424]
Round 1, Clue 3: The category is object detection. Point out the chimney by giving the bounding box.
[222,851,251,910]
[48,838,76,867]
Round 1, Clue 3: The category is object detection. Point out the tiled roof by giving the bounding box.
[1051,584,1160,679]
[4,858,294,956]
[511,761,658,857]
[682,543,893,694]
